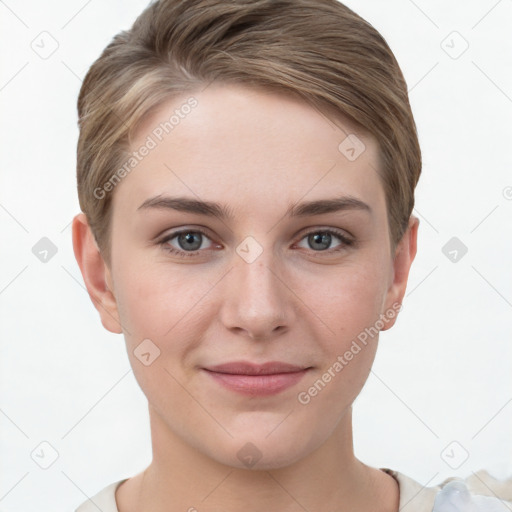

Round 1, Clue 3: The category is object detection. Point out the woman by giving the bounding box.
[72,1,512,510]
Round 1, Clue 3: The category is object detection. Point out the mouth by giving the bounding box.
[202,361,312,396]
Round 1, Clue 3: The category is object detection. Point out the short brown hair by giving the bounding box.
[77,0,421,266]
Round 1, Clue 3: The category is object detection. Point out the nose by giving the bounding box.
[218,250,294,341]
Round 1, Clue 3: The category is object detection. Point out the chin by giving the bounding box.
[204,428,319,471]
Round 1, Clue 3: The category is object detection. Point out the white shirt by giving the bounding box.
[75,467,512,511]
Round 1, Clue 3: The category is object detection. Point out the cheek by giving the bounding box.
[297,263,387,408]
[297,275,384,418]
[114,258,215,339]
[115,246,389,355]
[113,265,207,410]
[308,261,388,342]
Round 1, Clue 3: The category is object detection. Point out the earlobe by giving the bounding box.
[380,215,420,331]
[72,213,123,334]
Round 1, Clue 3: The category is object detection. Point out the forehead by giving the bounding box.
[115,83,385,217]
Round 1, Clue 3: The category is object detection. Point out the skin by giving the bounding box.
[73,83,419,511]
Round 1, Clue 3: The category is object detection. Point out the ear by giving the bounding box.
[72,212,123,334]
[380,215,419,331]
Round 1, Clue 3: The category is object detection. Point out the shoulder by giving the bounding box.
[75,470,512,512]
[75,479,127,512]
[381,467,512,511]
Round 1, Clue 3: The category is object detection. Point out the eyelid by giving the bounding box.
[295,225,353,241]
[294,227,354,251]
[158,227,218,253]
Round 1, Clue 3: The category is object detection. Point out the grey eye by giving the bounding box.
[176,232,204,251]
[307,232,333,251]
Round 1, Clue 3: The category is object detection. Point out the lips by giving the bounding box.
[203,361,311,396]
[206,361,309,375]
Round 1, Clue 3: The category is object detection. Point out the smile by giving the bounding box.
[202,361,311,396]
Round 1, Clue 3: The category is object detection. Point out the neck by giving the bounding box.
[120,405,399,512]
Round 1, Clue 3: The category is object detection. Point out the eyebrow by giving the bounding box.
[137,194,372,220]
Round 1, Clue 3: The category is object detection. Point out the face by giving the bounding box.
[87,83,415,470]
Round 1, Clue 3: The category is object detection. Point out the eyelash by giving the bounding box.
[158,228,354,258]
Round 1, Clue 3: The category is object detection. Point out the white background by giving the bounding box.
[0,0,511,510]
